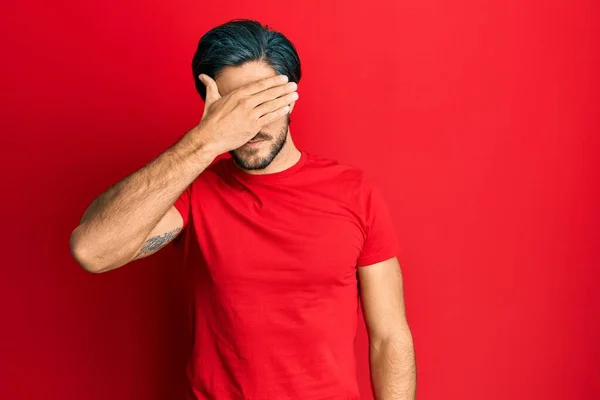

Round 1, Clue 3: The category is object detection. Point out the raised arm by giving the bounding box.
[70,73,297,273]
[69,130,215,273]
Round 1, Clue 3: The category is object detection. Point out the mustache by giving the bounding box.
[252,133,271,141]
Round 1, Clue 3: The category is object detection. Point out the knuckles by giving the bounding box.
[239,97,253,109]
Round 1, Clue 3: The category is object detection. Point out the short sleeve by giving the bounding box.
[173,184,192,229]
[356,180,401,267]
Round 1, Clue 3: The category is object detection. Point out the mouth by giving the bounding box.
[245,139,266,147]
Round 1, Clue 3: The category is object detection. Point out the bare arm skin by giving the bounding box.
[130,207,186,261]
[70,132,216,273]
[358,257,417,399]
[70,73,298,273]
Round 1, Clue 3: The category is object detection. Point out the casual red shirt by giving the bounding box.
[173,149,401,400]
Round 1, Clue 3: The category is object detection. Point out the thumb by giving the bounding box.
[198,74,220,104]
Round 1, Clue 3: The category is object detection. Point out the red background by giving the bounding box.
[1,1,598,399]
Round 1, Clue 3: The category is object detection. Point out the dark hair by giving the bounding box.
[191,19,302,101]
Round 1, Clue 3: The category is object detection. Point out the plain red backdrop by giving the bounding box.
[1,0,598,399]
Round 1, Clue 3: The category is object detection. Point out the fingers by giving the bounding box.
[198,74,221,104]
[248,81,297,109]
[253,90,298,118]
[257,105,291,126]
[238,74,290,97]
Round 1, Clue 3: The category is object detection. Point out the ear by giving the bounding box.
[288,100,296,114]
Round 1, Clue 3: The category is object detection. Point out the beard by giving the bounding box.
[229,115,290,170]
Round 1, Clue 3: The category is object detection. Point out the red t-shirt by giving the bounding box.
[173,149,401,400]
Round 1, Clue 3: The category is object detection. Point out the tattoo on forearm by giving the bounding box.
[133,227,182,259]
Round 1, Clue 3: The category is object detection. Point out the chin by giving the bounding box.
[230,148,273,170]
[230,128,289,170]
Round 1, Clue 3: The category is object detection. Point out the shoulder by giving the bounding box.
[304,151,377,194]
[304,151,367,182]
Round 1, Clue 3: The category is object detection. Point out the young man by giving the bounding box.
[70,19,416,400]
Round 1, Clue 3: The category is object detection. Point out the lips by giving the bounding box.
[245,139,265,147]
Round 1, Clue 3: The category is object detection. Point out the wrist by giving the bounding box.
[168,126,218,174]
[186,125,222,160]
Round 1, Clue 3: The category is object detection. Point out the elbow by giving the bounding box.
[69,226,117,274]
[369,324,414,350]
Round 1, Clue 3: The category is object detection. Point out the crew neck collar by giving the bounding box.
[227,150,308,183]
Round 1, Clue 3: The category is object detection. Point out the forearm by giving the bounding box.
[369,330,416,400]
[70,127,217,270]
